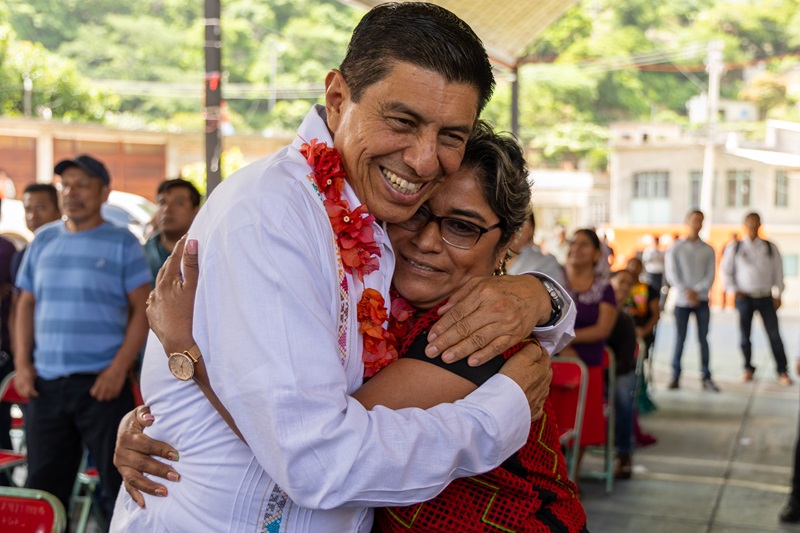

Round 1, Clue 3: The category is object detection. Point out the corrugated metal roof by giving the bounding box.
[339,0,578,68]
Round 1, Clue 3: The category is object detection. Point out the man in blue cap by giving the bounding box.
[13,154,152,522]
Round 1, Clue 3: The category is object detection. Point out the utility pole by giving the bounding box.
[699,40,724,240]
[510,67,519,139]
[204,0,222,195]
[23,74,32,117]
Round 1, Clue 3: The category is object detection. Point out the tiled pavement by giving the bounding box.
[580,308,800,532]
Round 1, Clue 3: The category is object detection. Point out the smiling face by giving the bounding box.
[567,231,602,269]
[325,61,480,224]
[388,166,505,310]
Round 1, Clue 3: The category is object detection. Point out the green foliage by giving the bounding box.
[180,146,246,197]
[5,0,800,170]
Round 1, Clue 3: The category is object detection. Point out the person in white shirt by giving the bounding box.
[720,212,791,386]
[664,210,718,391]
[110,4,575,532]
[507,209,566,286]
[642,235,665,293]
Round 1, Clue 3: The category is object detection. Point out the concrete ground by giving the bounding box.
[580,307,800,532]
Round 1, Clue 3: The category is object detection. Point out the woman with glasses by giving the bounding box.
[115,123,587,532]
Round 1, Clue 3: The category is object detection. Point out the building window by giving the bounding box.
[689,170,702,208]
[726,169,751,208]
[775,170,789,208]
[632,171,669,199]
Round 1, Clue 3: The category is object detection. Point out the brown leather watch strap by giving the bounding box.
[186,345,248,445]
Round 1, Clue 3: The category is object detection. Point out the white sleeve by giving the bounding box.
[772,244,785,294]
[720,243,737,293]
[525,273,576,355]
[198,205,530,510]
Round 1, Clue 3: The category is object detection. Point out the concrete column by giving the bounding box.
[37,132,54,183]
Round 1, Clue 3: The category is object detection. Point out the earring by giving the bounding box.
[493,251,512,276]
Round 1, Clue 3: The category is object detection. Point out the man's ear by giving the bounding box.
[325,69,349,134]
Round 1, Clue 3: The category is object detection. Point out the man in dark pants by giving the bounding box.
[720,212,791,386]
[13,155,151,523]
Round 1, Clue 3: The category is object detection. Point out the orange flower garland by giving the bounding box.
[301,139,412,377]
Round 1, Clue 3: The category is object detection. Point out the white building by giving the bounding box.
[609,120,800,307]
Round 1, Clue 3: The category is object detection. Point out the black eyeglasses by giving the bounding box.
[395,206,501,250]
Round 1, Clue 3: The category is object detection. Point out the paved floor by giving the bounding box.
[580,308,800,532]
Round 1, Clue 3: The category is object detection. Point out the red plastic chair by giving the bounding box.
[0,373,26,483]
[549,356,588,482]
[0,486,66,533]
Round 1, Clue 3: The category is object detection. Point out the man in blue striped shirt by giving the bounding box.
[13,154,151,523]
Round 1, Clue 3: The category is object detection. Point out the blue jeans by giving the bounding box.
[735,295,788,374]
[614,371,636,454]
[672,302,711,380]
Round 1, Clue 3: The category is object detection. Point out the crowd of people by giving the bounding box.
[1,2,798,531]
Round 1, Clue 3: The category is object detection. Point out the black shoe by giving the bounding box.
[780,498,800,523]
[668,379,679,390]
[702,378,720,392]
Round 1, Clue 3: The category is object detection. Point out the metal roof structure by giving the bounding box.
[339,0,579,69]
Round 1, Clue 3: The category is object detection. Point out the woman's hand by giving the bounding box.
[426,275,551,366]
[147,235,198,354]
[113,406,180,508]
[499,343,552,421]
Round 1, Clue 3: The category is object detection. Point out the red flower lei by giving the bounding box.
[301,140,413,377]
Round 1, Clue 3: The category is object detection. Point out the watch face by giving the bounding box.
[169,353,194,381]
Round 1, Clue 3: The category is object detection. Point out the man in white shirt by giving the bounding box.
[111,4,575,532]
[665,210,718,391]
[642,235,665,293]
[720,212,791,386]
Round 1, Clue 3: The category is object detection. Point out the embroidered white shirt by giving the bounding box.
[111,105,575,533]
[720,236,784,296]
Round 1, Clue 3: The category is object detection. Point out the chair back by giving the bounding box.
[549,356,588,481]
[0,486,66,533]
[0,373,27,405]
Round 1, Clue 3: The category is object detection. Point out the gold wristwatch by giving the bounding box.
[168,345,202,381]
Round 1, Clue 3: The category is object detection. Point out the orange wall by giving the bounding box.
[608,224,743,308]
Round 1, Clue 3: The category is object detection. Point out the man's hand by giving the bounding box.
[498,343,552,421]
[686,289,699,307]
[147,235,198,354]
[14,362,38,398]
[114,406,180,508]
[426,275,550,366]
[90,365,127,402]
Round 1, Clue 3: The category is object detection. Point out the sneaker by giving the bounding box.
[780,498,800,523]
[668,379,680,390]
[702,378,720,392]
[741,368,755,382]
[778,373,793,387]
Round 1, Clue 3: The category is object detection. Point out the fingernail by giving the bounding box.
[138,501,146,509]
[441,352,453,363]
[187,239,198,254]
[167,471,180,482]
[155,488,167,497]
[425,345,439,358]
[427,332,437,342]
[167,451,179,462]
[142,413,155,422]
